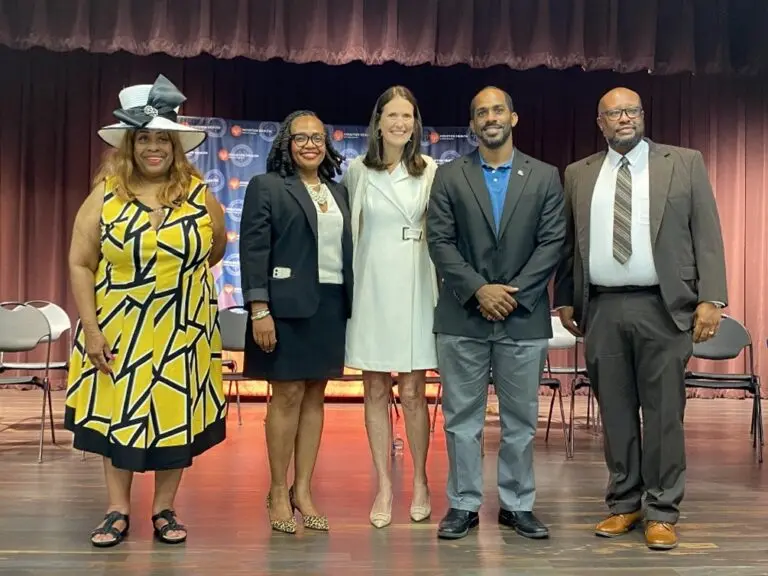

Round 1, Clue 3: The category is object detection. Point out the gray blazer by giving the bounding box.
[553,139,728,331]
[426,149,566,340]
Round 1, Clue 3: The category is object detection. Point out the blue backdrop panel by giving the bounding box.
[180,116,479,309]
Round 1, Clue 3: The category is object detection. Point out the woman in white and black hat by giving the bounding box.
[65,74,227,547]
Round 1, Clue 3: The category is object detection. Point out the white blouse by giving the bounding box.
[309,183,344,284]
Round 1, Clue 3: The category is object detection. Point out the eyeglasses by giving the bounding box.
[601,107,643,121]
[291,133,325,147]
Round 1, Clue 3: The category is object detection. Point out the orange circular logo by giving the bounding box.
[218,149,229,161]
[226,230,238,242]
[332,129,344,141]
[228,177,240,190]
[230,125,243,137]
[223,284,234,294]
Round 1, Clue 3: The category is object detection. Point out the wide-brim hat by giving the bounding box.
[97,74,206,153]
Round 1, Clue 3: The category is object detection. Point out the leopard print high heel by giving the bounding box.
[266,492,297,534]
[289,486,329,531]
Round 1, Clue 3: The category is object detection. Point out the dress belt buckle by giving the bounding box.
[402,226,423,241]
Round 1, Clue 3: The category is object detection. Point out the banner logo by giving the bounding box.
[466,127,479,148]
[226,198,244,222]
[204,169,225,193]
[229,144,257,168]
[204,118,228,138]
[258,122,280,142]
[223,253,241,276]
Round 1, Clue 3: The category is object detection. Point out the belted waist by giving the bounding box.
[401,226,423,241]
[590,284,660,296]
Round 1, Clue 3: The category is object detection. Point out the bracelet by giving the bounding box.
[251,308,271,321]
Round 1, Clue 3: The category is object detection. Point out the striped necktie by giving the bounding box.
[613,156,632,264]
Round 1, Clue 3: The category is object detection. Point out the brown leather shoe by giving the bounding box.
[645,521,678,550]
[594,511,643,537]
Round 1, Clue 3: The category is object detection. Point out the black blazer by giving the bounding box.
[426,149,566,340]
[239,172,354,319]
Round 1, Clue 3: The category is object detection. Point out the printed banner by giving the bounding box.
[180,116,479,308]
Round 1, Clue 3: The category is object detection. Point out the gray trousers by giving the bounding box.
[437,323,548,512]
[584,290,691,524]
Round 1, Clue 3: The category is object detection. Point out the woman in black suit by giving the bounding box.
[239,110,353,534]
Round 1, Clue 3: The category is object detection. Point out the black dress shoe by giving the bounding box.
[437,508,479,540]
[498,509,549,539]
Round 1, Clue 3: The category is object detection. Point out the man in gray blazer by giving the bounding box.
[427,86,566,540]
[554,87,727,551]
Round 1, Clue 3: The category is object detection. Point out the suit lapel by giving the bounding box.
[648,141,673,246]
[367,166,412,222]
[576,151,606,263]
[461,153,496,236]
[497,153,531,240]
[285,175,318,238]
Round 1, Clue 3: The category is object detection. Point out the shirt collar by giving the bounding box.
[480,148,515,170]
[607,138,647,167]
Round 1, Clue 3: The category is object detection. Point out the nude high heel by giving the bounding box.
[369,494,393,529]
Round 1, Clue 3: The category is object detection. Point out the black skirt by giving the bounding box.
[243,284,347,382]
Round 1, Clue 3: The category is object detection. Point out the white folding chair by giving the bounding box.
[219,307,249,425]
[541,316,578,459]
[1,300,71,373]
[0,303,57,462]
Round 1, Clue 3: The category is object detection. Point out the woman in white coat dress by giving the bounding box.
[343,86,439,528]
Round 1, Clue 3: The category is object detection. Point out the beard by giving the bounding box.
[476,123,512,149]
[607,125,643,151]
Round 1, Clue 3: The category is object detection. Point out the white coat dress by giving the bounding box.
[343,155,439,373]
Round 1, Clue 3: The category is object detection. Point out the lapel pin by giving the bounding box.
[517,169,524,176]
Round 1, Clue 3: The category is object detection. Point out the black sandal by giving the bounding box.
[90,511,130,548]
[152,509,187,544]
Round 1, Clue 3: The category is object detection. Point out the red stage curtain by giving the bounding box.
[0,0,767,74]
[0,46,767,397]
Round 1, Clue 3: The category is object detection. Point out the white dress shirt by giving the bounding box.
[589,139,659,287]
[311,184,344,284]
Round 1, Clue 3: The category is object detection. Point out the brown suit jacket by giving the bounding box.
[553,139,728,332]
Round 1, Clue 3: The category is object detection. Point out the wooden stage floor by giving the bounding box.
[1,390,767,575]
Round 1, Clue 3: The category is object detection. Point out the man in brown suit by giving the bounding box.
[554,87,728,550]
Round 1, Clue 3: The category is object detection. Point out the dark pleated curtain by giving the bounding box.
[0,0,767,73]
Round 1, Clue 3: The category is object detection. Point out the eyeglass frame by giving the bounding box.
[290,132,326,148]
[600,107,644,121]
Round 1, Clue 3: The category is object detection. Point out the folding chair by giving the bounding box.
[541,316,578,459]
[0,300,71,373]
[219,307,250,425]
[684,315,763,463]
[0,303,57,462]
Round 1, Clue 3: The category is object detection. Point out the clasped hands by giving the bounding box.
[475,284,519,321]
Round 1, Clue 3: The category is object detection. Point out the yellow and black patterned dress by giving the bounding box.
[65,176,226,472]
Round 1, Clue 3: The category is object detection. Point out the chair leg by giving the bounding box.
[46,380,56,444]
[389,389,396,455]
[568,384,576,457]
[38,381,48,463]
[545,391,555,443]
[226,380,233,418]
[557,387,571,459]
[235,380,242,426]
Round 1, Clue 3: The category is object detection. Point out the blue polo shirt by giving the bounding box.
[480,150,514,234]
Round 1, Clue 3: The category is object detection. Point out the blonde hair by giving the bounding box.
[92,130,203,207]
